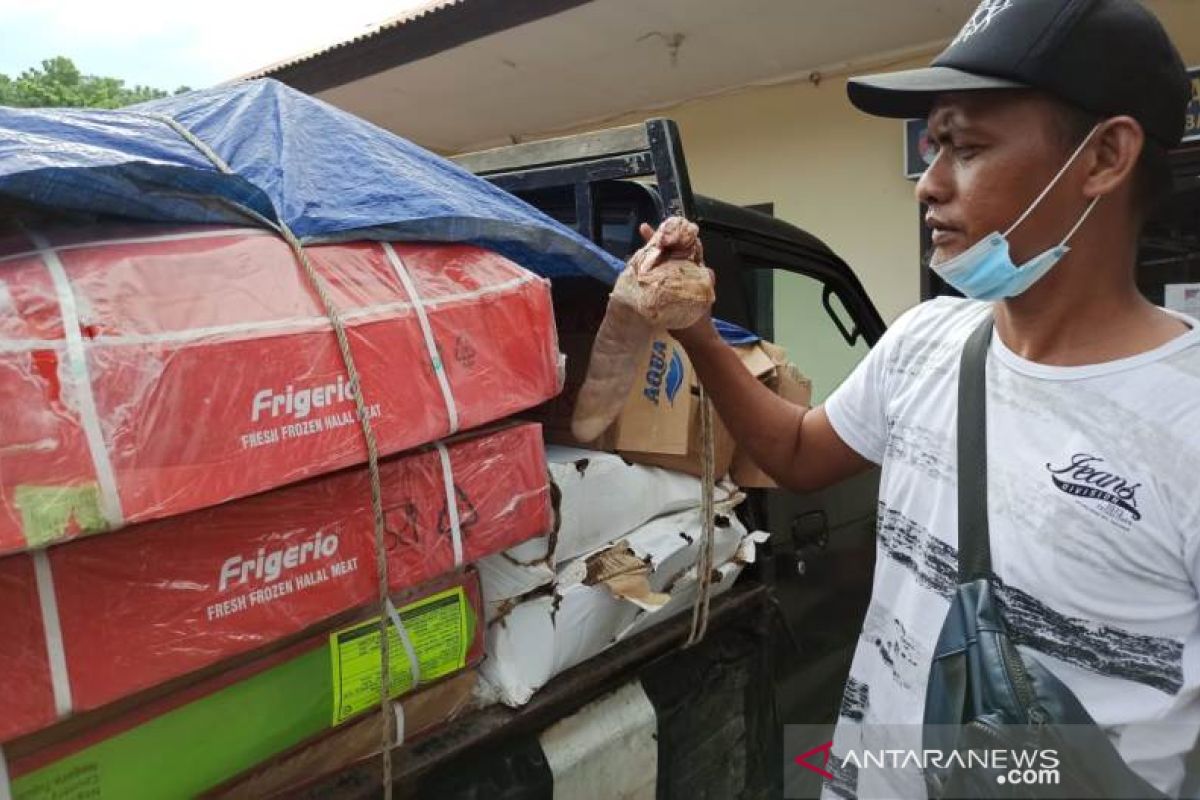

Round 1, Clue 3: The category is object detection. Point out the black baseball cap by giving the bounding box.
[847,0,1191,148]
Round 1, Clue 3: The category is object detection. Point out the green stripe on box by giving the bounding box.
[13,585,474,799]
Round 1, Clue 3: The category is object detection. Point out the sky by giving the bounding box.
[0,0,439,90]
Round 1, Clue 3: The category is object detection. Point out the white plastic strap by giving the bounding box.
[0,227,272,267]
[31,232,124,530]
[0,275,534,356]
[32,550,72,718]
[0,744,11,800]
[434,442,464,566]
[384,599,422,688]
[380,242,460,434]
[393,701,406,746]
[0,745,10,800]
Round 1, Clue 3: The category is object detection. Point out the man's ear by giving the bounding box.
[1083,116,1144,199]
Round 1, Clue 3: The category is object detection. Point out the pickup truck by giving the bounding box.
[301,119,887,800]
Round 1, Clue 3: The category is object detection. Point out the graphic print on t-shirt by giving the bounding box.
[876,500,1185,694]
[1045,452,1143,530]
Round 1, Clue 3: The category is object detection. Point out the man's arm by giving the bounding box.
[627,219,874,492]
[675,319,873,493]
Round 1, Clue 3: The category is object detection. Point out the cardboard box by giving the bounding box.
[536,333,784,479]
[729,344,814,489]
[476,445,741,610]
[0,224,560,554]
[0,423,549,743]
[612,335,736,477]
[532,278,801,480]
[480,503,766,707]
[209,669,478,800]
[5,571,484,800]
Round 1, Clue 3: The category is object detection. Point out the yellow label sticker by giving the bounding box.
[329,585,470,725]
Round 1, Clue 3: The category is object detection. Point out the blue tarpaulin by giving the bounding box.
[0,78,623,282]
[0,78,756,340]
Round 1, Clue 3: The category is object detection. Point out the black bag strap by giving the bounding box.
[957,315,995,583]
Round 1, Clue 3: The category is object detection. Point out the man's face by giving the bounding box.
[918,91,1091,267]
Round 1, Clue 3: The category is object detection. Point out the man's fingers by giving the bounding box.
[634,218,703,273]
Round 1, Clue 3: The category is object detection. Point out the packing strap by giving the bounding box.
[27,230,125,532]
[381,243,461,435]
[384,598,423,689]
[434,442,465,567]
[0,744,11,800]
[394,702,406,747]
[32,550,72,718]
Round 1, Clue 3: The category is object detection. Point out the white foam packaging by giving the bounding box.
[477,446,738,606]
[480,502,768,707]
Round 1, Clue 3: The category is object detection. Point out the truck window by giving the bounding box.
[775,272,871,405]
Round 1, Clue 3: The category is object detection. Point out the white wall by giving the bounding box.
[557,0,1200,333]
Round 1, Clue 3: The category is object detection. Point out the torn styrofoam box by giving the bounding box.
[481,506,764,707]
[618,531,768,640]
[477,447,738,606]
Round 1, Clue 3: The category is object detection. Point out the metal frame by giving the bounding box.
[452,118,696,235]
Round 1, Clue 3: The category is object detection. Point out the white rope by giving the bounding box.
[32,550,72,717]
[27,230,124,532]
[381,242,460,434]
[144,111,398,799]
[435,442,465,566]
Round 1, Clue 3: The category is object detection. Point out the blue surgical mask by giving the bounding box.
[930,126,1101,301]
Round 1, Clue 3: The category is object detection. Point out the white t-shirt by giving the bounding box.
[822,296,1200,798]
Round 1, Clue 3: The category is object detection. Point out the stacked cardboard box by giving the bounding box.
[0,224,562,797]
[0,423,549,742]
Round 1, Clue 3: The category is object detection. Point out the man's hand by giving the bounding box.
[634,218,872,493]
[634,219,717,345]
[634,219,703,269]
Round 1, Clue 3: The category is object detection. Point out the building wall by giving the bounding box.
[551,0,1200,384]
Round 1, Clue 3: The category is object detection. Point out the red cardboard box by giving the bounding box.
[0,423,549,743]
[0,225,559,554]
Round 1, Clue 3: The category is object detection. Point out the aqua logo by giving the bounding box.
[642,341,686,406]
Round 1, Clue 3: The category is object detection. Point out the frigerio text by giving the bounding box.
[250,376,357,423]
[218,531,340,591]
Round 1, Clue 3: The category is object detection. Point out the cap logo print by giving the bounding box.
[952,0,1013,46]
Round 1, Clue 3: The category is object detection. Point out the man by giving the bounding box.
[656,0,1199,795]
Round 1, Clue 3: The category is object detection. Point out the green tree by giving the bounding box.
[0,57,189,109]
